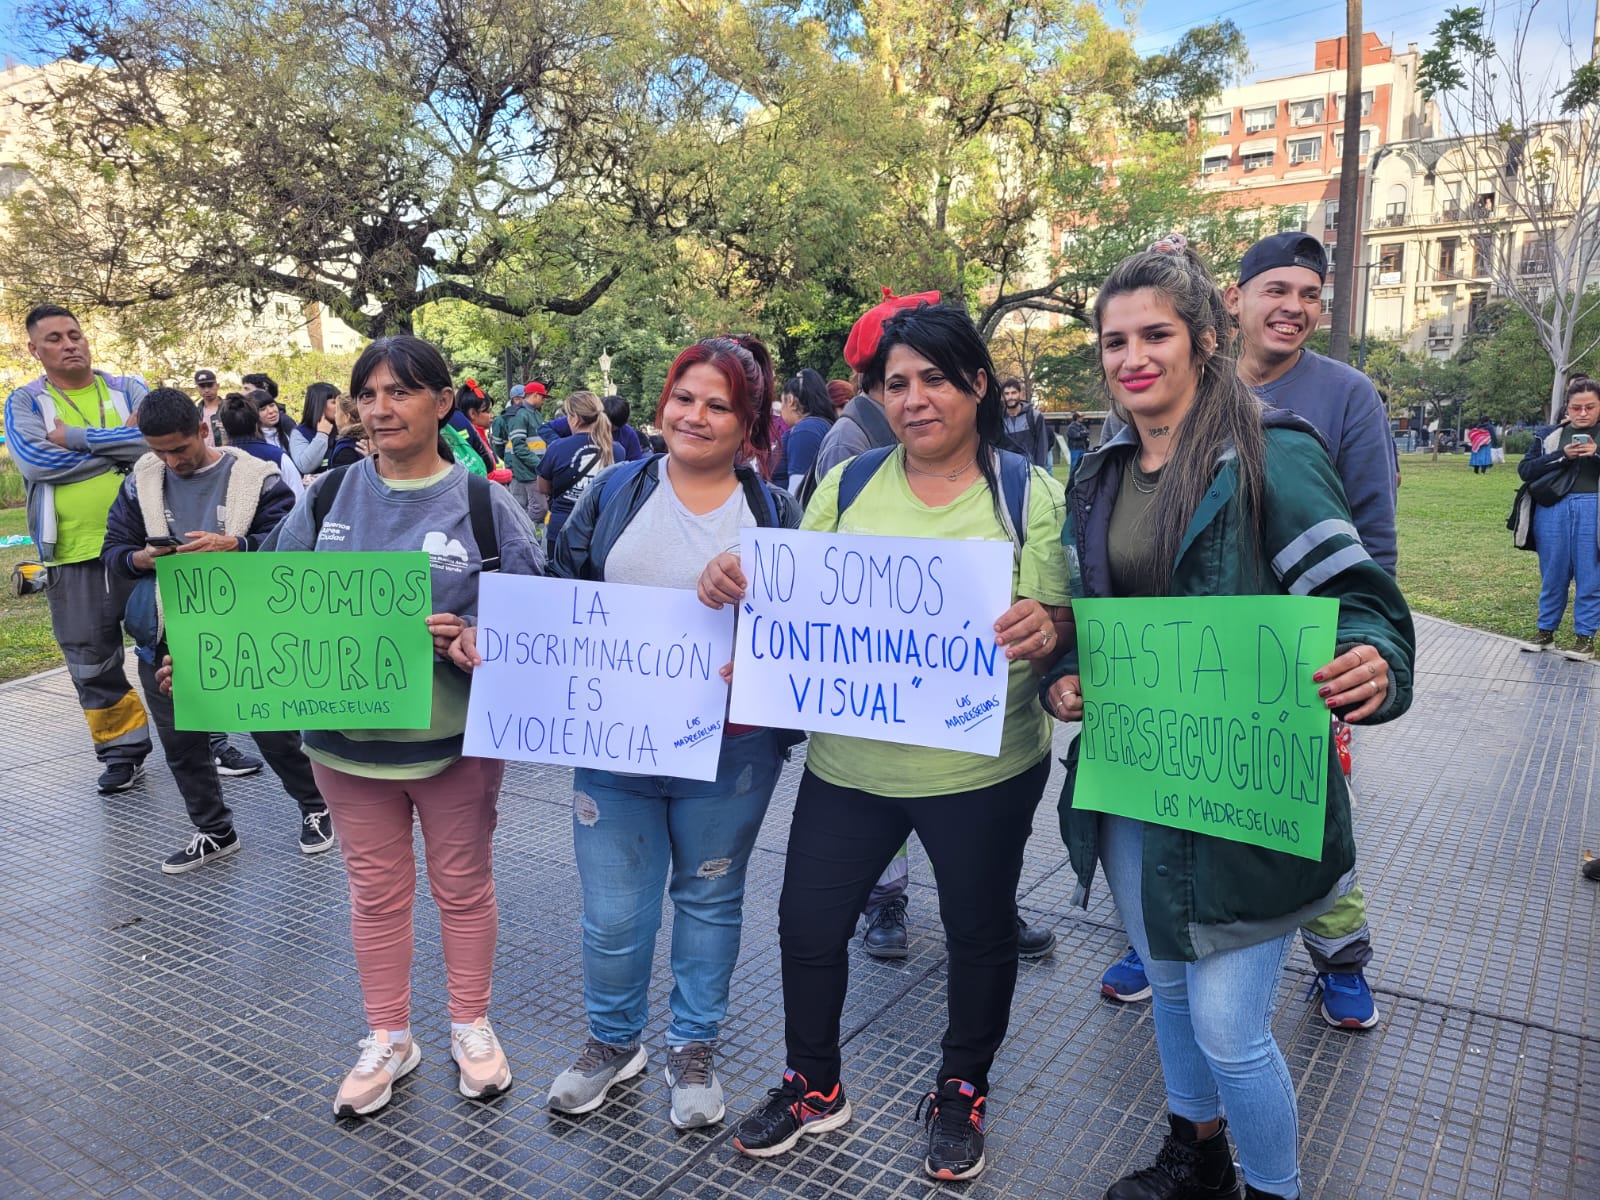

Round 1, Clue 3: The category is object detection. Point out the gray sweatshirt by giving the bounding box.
[262,459,544,769]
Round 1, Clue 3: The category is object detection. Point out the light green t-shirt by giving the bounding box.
[301,465,466,781]
[49,380,126,565]
[799,453,1072,797]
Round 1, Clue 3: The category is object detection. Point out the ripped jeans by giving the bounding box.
[571,729,783,1047]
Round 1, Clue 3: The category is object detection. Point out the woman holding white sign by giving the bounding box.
[703,304,1072,1182]
[258,335,545,1119]
[1043,239,1414,1200]
[531,336,801,1130]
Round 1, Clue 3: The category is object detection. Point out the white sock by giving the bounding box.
[451,1020,481,1036]
[373,1028,410,1045]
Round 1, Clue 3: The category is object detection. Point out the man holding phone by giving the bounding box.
[104,387,333,873]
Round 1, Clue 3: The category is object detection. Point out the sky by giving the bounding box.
[1127,0,1592,84]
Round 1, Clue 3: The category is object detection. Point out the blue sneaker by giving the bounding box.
[1101,947,1151,1002]
[1315,971,1380,1029]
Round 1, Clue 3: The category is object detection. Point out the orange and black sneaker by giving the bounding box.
[917,1078,986,1181]
[732,1068,852,1158]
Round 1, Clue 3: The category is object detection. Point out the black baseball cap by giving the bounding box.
[1239,232,1328,286]
[194,369,217,385]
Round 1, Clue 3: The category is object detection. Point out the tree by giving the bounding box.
[1455,294,1600,424]
[830,1,1249,336]
[1419,4,1600,422]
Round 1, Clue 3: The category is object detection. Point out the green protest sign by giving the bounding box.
[156,552,435,732]
[1070,595,1338,860]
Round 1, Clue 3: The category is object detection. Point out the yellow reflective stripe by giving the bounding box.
[84,691,149,744]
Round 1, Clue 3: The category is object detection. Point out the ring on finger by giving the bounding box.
[1369,679,1377,695]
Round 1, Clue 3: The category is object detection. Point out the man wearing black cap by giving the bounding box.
[1228,231,1398,573]
[1224,233,1397,1030]
[194,370,224,446]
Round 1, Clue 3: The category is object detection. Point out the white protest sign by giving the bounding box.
[463,574,736,781]
[729,528,1014,755]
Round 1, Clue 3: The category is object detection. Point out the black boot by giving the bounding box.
[1104,1113,1241,1199]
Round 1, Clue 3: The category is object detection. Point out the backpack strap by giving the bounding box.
[310,464,352,537]
[835,445,897,519]
[734,465,782,526]
[466,473,500,572]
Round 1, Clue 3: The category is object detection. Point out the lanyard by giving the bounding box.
[45,376,113,429]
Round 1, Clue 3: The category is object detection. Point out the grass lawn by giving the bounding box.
[0,506,60,683]
[0,454,1576,684]
[1394,455,1568,644]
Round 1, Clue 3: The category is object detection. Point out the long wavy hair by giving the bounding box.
[1094,245,1267,587]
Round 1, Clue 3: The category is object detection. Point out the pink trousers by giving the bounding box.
[312,756,504,1030]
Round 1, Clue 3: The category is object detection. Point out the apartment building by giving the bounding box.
[1196,33,1435,325]
[1361,122,1600,356]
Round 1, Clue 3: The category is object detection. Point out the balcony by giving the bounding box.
[1519,258,1550,277]
[1427,323,1456,346]
[1381,212,1409,228]
[1437,205,1464,223]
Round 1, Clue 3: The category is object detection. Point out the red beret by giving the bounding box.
[843,287,941,372]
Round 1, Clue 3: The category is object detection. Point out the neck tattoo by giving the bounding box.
[1148,425,1171,437]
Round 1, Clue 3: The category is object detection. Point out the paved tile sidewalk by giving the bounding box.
[1,615,1596,1198]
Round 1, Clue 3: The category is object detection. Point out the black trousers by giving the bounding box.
[778,756,1050,1095]
[136,651,325,837]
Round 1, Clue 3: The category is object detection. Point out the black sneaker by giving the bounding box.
[863,897,909,959]
[917,1078,987,1181]
[299,809,336,855]
[1105,1113,1240,1199]
[213,745,263,776]
[1017,915,1057,960]
[1582,853,1600,882]
[732,1069,852,1158]
[98,761,145,795]
[161,828,241,875]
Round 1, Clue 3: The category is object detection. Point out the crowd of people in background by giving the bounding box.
[18,216,1600,1197]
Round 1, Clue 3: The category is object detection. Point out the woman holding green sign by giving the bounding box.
[1043,238,1414,1200]
[260,335,544,1119]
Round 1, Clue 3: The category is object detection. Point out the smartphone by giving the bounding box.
[1573,434,1593,445]
[146,536,184,547]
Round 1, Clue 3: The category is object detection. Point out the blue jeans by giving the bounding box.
[571,729,782,1047]
[1533,492,1599,636]
[1099,815,1300,1198]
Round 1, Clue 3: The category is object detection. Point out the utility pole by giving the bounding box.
[1328,1,1364,362]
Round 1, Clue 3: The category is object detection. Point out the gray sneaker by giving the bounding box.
[548,1038,647,1115]
[664,1042,725,1129]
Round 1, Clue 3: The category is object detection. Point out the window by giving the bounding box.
[1534,181,1556,209]
[1472,233,1493,276]
[1278,204,1308,233]
[1289,98,1325,126]
[1384,201,1407,226]
[1202,154,1230,175]
[1324,199,1339,229]
[1474,191,1496,216]
[1438,238,1459,279]
[1242,150,1275,172]
[1244,105,1277,132]
[1378,243,1404,284]
[1440,196,1463,222]
[1321,286,1335,314]
[1200,112,1232,136]
[1520,235,1548,275]
[1334,90,1375,118]
[1288,137,1322,164]
[1332,129,1372,157]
